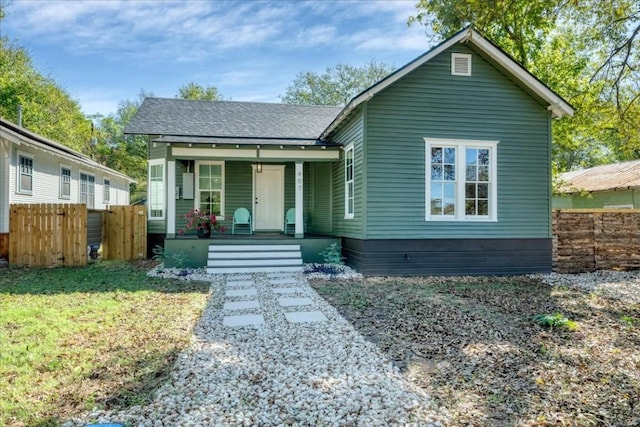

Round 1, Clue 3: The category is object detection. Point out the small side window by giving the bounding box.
[18,154,33,194]
[60,167,71,199]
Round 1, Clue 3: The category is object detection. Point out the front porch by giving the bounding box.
[163,234,340,269]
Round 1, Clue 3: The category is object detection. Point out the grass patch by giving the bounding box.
[311,276,640,426]
[0,260,210,427]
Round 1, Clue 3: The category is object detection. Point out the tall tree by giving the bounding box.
[0,37,92,153]
[176,82,223,101]
[409,0,640,169]
[280,61,395,106]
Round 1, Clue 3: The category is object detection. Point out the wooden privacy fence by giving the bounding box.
[553,209,640,273]
[9,203,146,267]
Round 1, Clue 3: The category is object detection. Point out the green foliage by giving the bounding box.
[151,245,165,263]
[0,37,92,153]
[281,61,395,106]
[170,251,189,269]
[319,243,344,265]
[409,0,640,169]
[176,82,224,101]
[621,315,639,326]
[533,313,578,331]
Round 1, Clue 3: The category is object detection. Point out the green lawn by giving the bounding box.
[0,261,210,427]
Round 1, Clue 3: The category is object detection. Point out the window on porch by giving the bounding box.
[197,161,224,218]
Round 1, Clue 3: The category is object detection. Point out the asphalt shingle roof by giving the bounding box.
[558,159,640,193]
[124,98,343,141]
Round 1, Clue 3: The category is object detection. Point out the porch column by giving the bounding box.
[295,161,304,238]
[167,160,176,237]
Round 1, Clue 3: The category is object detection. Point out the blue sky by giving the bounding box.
[2,0,434,116]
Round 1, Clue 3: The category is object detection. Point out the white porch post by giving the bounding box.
[294,161,304,238]
[167,160,176,237]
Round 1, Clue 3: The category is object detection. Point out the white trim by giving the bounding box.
[148,158,165,220]
[294,162,304,238]
[603,204,634,209]
[424,138,498,222]
[79,169,96,209]
[195,160,225,220]
[167,161,176,234]
[16,150,33,195]
[451,52,472,76]
[173,147,257,158]
[172,146,339,161]
[321,28,574,139]
[60,164,72,199]
[259,149,339,160]
[103,176,111,203]
[1,141,9,232]
[344,145,354,219]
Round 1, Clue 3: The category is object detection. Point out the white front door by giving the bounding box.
[254,165,284,231]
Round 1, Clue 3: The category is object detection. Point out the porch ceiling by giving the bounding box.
[153,135,341,147]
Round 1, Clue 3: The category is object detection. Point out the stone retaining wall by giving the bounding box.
[553,209,640,273]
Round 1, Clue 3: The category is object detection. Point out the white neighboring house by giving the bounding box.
[0,117,136,234]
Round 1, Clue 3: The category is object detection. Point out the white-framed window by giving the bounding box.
[17,152,33,194]
[196,161,225,218]
[60,166,71,199]
[344,145,354,219]
[80,172,96,209]
[148,159,165,220]
[103,178,110,203]
[425,138,498,221]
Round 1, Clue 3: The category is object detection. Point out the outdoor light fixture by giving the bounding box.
[256,162,263,173]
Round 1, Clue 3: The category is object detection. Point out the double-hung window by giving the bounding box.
[425,138,498,221]
[60,166,71,199]
[344,145,354,219]
[18,154,33,194]
[196,161,224,217]
[148,159,165,219]
[80,172,95,208]
[103,178,110,203]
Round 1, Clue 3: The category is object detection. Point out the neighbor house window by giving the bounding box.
[196,161,224,218]
[148,159,165,219]
[103,178,110,203]
[425,138,498,221]
[80,172,95,208]
[344,145,354,219]
[60,166,71,199]
[18,154,33,194]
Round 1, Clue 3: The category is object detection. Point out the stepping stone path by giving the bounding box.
[221,273,329,328]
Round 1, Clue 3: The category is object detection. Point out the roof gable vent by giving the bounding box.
[451,53,472,76]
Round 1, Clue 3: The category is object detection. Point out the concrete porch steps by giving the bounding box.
[207,244,303,274]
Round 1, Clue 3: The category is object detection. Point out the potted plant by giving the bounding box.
[179,209,227,238]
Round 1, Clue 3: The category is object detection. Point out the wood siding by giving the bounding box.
[343,237,552,276]
[330,109,365,238]
[554,189,640,209]
[361,44,551,239]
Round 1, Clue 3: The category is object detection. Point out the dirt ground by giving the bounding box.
[311,276,640,427]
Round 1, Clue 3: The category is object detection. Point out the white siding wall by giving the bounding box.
[0,141,8,232]
[8,145,130,209]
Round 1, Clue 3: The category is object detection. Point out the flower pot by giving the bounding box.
[197,228,211,239]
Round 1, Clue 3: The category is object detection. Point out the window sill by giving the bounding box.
[344,215,354,220]
[16,190,32,196]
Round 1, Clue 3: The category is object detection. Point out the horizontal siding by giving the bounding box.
[331,110,365,239]
[8,145,130,210]
[0,142,7,232]
[309,162,332,234]
[568,189,639,209]
[364,44,551,239]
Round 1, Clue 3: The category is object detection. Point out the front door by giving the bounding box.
[254,165,284,231]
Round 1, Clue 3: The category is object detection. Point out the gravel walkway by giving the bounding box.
[72,272,443,427]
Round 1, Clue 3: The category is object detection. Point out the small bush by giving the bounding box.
[319,243,344,265]
[533,313,578,331]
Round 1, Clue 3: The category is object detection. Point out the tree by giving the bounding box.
[409,0,640,169]
[280,61,395,106]
[176,82,223,101]
[0,37,93,153]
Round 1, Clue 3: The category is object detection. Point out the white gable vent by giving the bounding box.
[451,53,472,76]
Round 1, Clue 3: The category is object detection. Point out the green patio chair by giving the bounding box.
[284,208,295,235]
[232,208,252,234]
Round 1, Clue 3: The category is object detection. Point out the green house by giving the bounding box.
[125,27,574,276]
[553,160,640,209]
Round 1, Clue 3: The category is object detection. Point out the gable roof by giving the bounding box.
[558,160,640,193]
[320,27,574,139]
[125,98,342,144]
[0,118,135,182]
